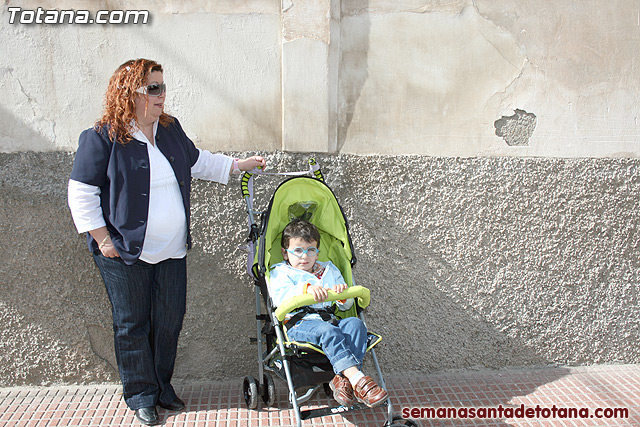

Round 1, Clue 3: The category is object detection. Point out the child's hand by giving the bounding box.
[332,284,348,294]
[307,285,328,302]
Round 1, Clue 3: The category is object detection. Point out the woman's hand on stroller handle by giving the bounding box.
[238,156,266,172]
[274,285,371,322]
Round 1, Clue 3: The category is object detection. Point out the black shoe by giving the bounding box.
[134,407,159,425]
[158,397,185,411]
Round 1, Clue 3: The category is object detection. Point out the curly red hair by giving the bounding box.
[96,58,173,144]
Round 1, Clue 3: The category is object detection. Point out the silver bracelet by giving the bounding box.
[98,235,110,249]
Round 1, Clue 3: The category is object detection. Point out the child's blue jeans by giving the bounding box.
[287,316,368,375]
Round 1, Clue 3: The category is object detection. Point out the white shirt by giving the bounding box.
[68,120,233,264]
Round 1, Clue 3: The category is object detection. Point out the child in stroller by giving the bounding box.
[268,219,388,408]
[240,161,417,426]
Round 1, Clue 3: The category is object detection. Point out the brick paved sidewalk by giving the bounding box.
[1,364,638,427]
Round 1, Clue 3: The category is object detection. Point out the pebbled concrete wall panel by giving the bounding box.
[1,151,637,386]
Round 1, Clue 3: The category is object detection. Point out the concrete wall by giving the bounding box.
[2,151,638,386]
[1,0,282,153]
[2,0,638,156]
[339,0,640,156]
[1,0,639,386]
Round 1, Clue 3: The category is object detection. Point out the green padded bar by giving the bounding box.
[241,171,253,198]
[308,158,324,182]
[274,285,370,322]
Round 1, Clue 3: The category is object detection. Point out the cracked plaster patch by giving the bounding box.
[494,109,537,147]
[282,0,331,43]
[1,67,57,149]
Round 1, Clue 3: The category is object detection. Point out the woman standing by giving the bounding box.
[68,58,265,425]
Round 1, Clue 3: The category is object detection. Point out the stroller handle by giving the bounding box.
[274,285,370,322]
[240,159,323,198]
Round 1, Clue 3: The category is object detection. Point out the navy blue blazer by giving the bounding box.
[70,118,199,265]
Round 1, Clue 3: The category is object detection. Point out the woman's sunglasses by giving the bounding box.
[135,83,166,97]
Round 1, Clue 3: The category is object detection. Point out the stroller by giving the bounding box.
[239,159,417,427]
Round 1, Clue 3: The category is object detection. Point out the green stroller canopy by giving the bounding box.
[257,176,355,291]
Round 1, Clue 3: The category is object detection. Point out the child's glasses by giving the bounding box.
[287,247,320,258]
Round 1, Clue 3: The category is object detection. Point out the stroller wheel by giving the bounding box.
[243,376,259,409]
[384,415,420,427]
[261,373,275,407]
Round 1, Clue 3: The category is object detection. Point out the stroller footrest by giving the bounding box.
[300,401,386,420]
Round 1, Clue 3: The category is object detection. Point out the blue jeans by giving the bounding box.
[288,316,367,375]
[93,254,186,410]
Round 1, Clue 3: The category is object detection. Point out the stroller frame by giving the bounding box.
[239,159,413,427]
